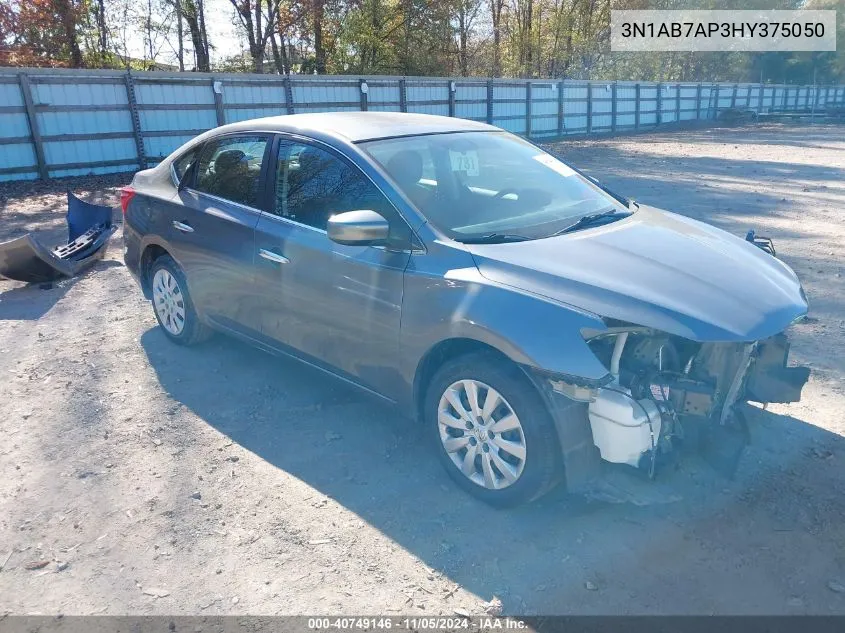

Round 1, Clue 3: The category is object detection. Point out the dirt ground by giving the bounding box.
[1,123,844,616]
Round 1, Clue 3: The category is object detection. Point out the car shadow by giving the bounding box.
[140,328,845,614]
[0,260,124,321]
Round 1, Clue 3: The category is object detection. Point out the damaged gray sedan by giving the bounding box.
[123,112,810,506]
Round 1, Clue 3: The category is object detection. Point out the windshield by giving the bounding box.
[361,131,629,241]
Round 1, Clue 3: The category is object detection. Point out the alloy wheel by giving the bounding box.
[152,268,186,336]
[437,379,527,490]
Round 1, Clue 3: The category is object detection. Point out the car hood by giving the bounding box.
[467,205,808,342]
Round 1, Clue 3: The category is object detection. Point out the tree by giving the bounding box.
[452,0,483,76]
[183,0,209,70]
[312,0,325,73]
[0,0,86,67]
[229,0,281,72]
[489,0,505,76]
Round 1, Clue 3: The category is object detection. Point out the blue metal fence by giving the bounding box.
[1,67,843,182]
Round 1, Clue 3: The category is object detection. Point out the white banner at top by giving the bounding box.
[611,10,837,52]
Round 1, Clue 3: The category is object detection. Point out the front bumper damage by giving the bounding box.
[534,324,811,490]
[530,224,814,486]
[575,328,810,480]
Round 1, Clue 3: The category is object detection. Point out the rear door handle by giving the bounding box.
[258,248,290,264]
[172,220,194,233]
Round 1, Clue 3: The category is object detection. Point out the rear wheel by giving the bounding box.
[425,352,562,507]
[149,255,212,345]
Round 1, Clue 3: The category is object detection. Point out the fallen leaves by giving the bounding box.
[24,560,50,571]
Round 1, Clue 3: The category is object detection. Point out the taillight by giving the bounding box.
[120,186,136,215]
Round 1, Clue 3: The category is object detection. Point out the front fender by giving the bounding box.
[400,247,611,389]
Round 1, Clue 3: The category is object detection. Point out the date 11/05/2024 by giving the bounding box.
[307,616,529,630]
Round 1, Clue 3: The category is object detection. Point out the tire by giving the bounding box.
[424,351,562,507]
[149,254,212,346]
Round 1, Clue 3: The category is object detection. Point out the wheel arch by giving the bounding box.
[411,335,600,493]
[140,244,169,295]
[412,337,531,423]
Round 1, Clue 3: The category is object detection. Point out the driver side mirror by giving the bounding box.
[327,210,389,246]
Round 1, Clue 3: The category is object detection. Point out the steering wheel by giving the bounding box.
[493,188,520,200]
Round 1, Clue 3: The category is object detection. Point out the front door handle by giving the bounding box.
[258,248,290,264]
[172,220,194,233]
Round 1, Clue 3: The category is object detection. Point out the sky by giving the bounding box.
[203,0,245,64]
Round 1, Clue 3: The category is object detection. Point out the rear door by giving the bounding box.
[253,138,412,396]
[171,133,272,331]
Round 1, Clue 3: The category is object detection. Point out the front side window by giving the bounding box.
[273,142,393,232]
[362,131,629,241]
[194,135,269,208]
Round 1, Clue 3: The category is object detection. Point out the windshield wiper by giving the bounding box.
[548,209,628,237]
[457,233,532,244]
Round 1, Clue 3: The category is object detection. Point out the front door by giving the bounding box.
[172,133,271,330]
[253,139,411,397]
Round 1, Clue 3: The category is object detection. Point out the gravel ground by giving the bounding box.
[1,123,844,616]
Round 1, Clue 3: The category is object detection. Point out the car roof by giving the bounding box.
[213,112,499,143]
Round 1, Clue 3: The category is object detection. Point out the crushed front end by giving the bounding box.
[581,326,810,476]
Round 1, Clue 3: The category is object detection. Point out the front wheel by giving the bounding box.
[425,352,562,507]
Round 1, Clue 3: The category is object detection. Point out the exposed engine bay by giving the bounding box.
[584,327,810,476]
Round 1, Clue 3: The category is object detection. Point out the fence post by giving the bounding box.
[124,70,146,171]
[757,83,763,113]
[399,79,407,113]
[486,80,494,124]
[525,81,532,138]
[713,83,720,118]
[656,82,662,125]
[730,83,737,109]
[557,80,564,136]
[675,83,680,123]
[695,83,702,119]
[586,82,593,134]
[283,75,294,114]
[359,79,368,111]
[211,78,225,126]
[634,83,640,130]
[611,82,617,133]
[793,86,800,110]
[448,81,456,118]
[18,72,48,180]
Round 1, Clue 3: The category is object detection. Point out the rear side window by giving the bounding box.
[172,148,197,184]
[194,135,269,208]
